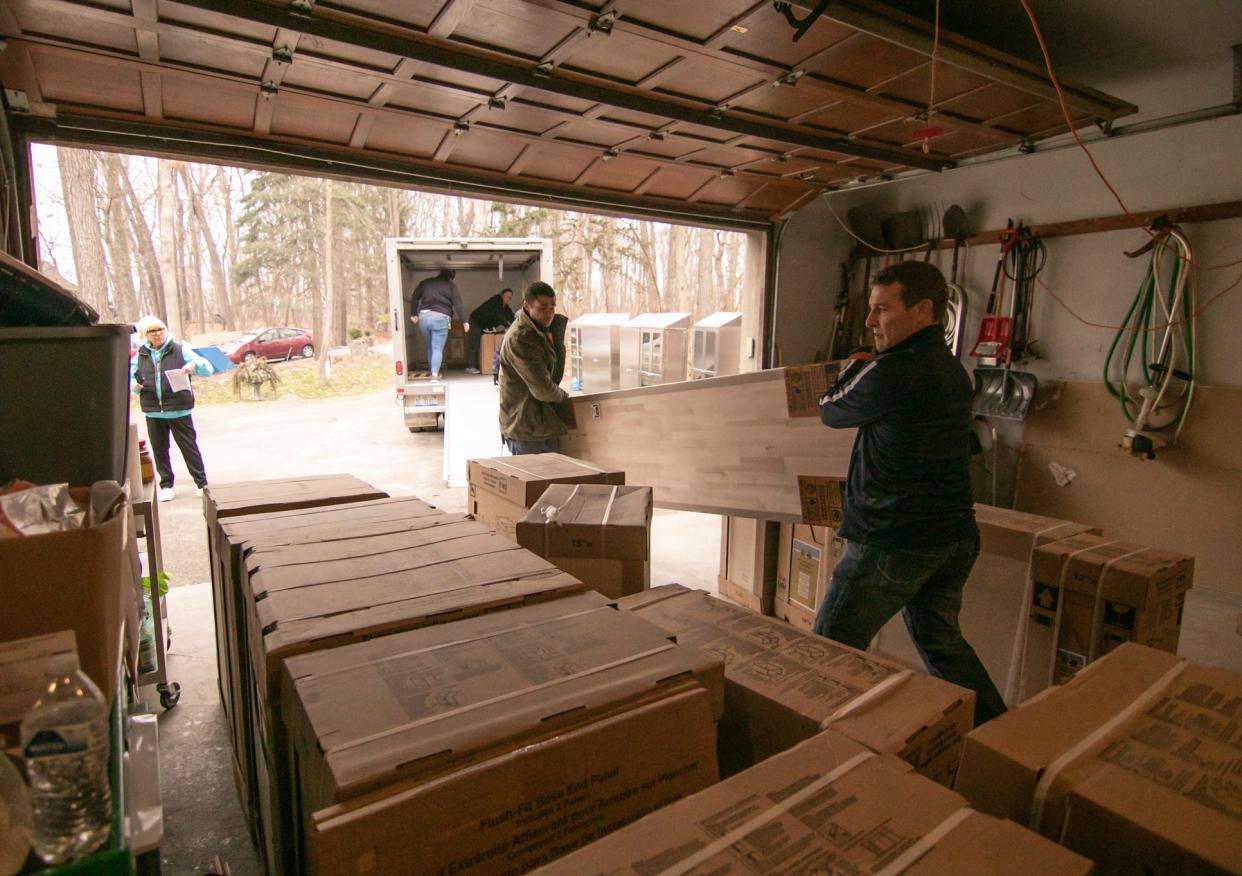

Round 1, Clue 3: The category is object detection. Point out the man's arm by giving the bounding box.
[819,357,899,428]
[503,334,568,404]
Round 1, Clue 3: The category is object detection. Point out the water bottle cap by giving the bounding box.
[47,653,79,676]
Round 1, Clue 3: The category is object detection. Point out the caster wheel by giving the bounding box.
[158,682,181,710]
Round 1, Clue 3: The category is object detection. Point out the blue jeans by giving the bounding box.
[504,436,559,455]
[417,310,451,375]
[812,533,1007,725]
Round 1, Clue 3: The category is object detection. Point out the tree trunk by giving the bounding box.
[57,148,110,315]
[666,223,688,313]
[156,159,184,337]
[216,168,241,329]
[319,179,336,381]
[172,166,194,339]
[696,227,714,321]
[184,164,234,331]
[101,153,140,322]
[119,165,164,319]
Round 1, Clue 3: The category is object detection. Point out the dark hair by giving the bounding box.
[500,287,514,296]
[437,268,456,280]
[524,281,556,304]
[873,261,947,321]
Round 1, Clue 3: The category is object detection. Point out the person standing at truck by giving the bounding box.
[465,286,514,374]
[498,282,570,455]
[409,268,468,380]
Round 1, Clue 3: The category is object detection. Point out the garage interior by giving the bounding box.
[2,0,1241,874]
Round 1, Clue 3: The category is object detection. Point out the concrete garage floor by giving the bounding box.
[141,379,1242,874]
[142,382,721,875]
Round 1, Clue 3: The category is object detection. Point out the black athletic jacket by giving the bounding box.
[819,324,976,548]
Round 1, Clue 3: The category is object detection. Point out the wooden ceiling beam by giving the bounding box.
[167,0,944,171]
[426,0,478,40]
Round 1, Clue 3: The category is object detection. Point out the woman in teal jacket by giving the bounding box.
[130,316,213,501]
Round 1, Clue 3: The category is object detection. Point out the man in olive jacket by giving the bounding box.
[498,282,569,454]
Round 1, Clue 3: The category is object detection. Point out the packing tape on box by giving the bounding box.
[1028,658,1189,835]
[539,484,619,559]
[1084,547,1152,664]
[330,642,679,755]
[819,668,914,729]
[1007,533,1121,705]
[653,752,877,876]
[874,807,975,876]
[1002,523,1093,704]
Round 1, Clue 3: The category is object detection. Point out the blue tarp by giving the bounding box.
[193,345,235,373]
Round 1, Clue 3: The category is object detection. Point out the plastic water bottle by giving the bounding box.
[20,655,111,864]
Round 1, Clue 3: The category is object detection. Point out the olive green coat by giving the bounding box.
[498,308,569,441]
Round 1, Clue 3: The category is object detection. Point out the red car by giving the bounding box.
[222,327,315,364]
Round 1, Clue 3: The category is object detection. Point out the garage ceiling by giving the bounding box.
[0,0,1136,227]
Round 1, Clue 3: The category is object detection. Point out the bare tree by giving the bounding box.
[183,164,234,331]
[101,152,139,321]
[156,159,183,336]
[319,179,337,381]
[57,148,109,314]
[118,161,164,319]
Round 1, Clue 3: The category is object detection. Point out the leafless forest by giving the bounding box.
[39,147,751,348]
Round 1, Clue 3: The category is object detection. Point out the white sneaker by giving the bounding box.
[158,487,175,502]
[431,372,442,381]
[464,367,481,375]
[195,486,204,497]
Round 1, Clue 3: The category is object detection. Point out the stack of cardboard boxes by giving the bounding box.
[466,454,624,542]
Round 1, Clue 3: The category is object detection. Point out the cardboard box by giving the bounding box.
[956,643,1240,872]
[1023,532,1193,697]
[0,486,129,704]
[467,453,625,541]
[212,496,449,854]
[538,729,1091,876]
[202,475,388,732]
[716,516,778,615]
[618,585,973,785]
[796,474,845,526]
[773,522,846,631]
[872,504,1101,705]
[284,594,724,875]
[240,511,587,873]
[516,484,651,598]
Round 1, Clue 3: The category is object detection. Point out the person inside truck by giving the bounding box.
[409,268,468,380]
[465,286,515,374]
[815,260,1006,726]
[498,282,570,455]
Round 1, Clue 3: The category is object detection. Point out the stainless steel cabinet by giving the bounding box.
[691,311,742,379]
[619,313,691,387]
[568,312,630,392]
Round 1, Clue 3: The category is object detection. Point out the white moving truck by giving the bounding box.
[385,237,554,431]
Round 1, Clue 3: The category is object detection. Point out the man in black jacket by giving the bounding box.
[466,287,514,374]
[817,261,1005,725]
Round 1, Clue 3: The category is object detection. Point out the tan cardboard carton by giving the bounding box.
[1,487,129,703]
[618,585,973,785]
[773,522,846,631]
[240,509,587,873]
[516,484,652,598]
[202,476,388,749]
[538,729,1091,876]
[467,454,625,541]
[716,516,779,615]
[956,642,1241,873]
[284,596,724,875]
[1023,532,1193,696]
[872,504,1100,705]
[212,499,452,854]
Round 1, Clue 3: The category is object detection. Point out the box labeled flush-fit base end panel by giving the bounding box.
[618,585,973,786]
[308,685,716,876]
[288,598,723,875]
[774,522,846,631]
[537,729,1092,876]
[955,642,1241,874]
